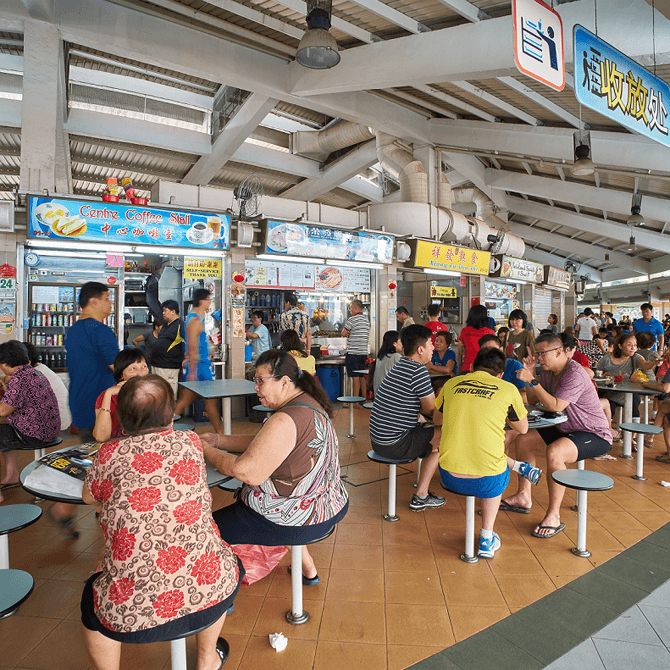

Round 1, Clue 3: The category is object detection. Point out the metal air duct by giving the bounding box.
[375,132,427,203]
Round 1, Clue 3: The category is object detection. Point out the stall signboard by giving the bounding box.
[544,266,571,290]
[485,281,517,299]
[513,0,565,91]
[409,240,490,275]
[491,255,544,283]
[28,196,231,250]
[262,220,394,264]
[184,258,223,280]
[430,286,457,298]
[574,25,670,147]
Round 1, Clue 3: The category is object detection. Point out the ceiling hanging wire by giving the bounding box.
[594,0,598,36]
[653,0,657,76]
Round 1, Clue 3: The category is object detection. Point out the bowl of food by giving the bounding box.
[614,375,624,383]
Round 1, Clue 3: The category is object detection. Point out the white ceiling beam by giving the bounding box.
[487,170,670,222]
[508,222,650,275]
[440,151,508,209]
[345,0,422,34]
[451,81,540,125]
[340,175,384,203]
[413,85,496,123]
[21,0,53,21]
[275,0,375,43]
[522,247,603,283]
[386,89,458,119]
[506,196,670,255]
[497,76,583,128]
[280,140,378,201]
[0,53,23,72]
[233,142,319,178]
[435,0,489,22]
[0,98,21,128]
[429,119,670,174]
[183,94,277,185]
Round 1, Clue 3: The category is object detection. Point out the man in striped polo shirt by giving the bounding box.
[341,300,370,404]
[370,324,445,511]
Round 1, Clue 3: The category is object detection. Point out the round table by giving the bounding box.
[0,569,34,619]
[0,504,42,569]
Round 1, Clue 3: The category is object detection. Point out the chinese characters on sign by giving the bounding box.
[183,258,223,280]
[430,286,458,298]
[411,240,491,275]
[575,25,670,147]
[513,0,565,91]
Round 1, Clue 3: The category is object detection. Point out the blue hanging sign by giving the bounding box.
[27,196,230,250]
[574,25,670,147]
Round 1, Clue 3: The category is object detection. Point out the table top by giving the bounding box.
[315,356,346,366]
[0,504,42,536]
[337,396,366,403]
[594,379,662,396]
[0,569,34,617]
[179,379,258,399]
[526,412,568,430]
[551,468,614,491]
[20,445,241,504]
[353,369,369,374]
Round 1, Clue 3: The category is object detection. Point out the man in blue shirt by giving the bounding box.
[246,311,271,361]
[633,302,665,352]
[478,334,527,403]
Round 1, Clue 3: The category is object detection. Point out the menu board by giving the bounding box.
[28,196,230,251]
[544,266,571,290]
[485,281,517,299]
[490,255,544,283]
[246,260,370,293]
[262,220,394,264]
[409,240,490,275]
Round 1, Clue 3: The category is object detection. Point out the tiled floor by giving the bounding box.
[3,407,670,669]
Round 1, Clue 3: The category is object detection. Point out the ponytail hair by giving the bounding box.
[255,349,333,418]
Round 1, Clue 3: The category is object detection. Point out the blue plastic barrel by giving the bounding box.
[317,365,341,403]
[245,344,253,362]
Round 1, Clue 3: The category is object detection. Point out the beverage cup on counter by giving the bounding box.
[594,369,604,379]
[207,216,222,239]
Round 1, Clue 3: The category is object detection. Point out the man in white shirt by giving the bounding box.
[575,308,597,343]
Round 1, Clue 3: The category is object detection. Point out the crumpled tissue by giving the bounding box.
[661,481,670,488]
[269,633,288,652]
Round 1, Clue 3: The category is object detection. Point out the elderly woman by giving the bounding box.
[280,329,316,375]
[92,348,149,442]
[0,341,60,504]
[81,375,240,670]
[202,349,348,584]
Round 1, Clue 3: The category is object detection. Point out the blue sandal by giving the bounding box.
[288,566,320,585]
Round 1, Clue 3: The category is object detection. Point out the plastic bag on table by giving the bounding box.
[231,544,288,585]
[630,369,648,383]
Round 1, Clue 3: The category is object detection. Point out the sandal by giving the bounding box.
[656,454,670,463]
[215,638,230,669]
[594,453,617,461]
[612,431,623,443]
[49,508,80,539]
[288,565,320,585]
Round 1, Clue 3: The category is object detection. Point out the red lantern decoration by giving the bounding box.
[232,271,245,283]
[388,281,397,290]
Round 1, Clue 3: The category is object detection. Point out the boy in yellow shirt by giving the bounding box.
[434,348,539,558]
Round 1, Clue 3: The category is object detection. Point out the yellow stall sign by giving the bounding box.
[412,240,490,275]
[430,286,457,298]
[184,257,222,280]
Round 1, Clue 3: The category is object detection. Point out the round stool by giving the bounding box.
[367,450,418,522]
[620,422,663,481]
[551,469,614,558]
[172,423,193,431]
[15,436,63,461]
[286,525,336,625]
[0,569,34,619]
[0,504,42,569]
[362,402,374,410]
[337,396,365,438]
[439,483,477,563]
[252,405,274,415]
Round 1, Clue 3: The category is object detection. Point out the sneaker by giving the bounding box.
[409,492,446,511]
[478,532,501,558]
[518,462,543,485]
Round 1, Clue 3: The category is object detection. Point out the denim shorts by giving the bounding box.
[439,467,510,499]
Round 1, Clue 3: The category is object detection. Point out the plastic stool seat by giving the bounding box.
[337,396,366,403]
[0,569,34,618]
[619,422,663,435]
[367,450,417,521]
[338,396,366,438]
[0,504,42,570]
[172,423,193,431]
[367,450,417,466]
[620,421,663,481]
[252,405,274,412]
[362,402,374,410]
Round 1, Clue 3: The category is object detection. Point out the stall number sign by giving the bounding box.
[430,286,457,298]
[513,0,565,91]
[575,25,670,147]
[0,278,15,290]
[184,258,222,280]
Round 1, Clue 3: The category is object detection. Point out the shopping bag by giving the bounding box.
[231,544,288,585]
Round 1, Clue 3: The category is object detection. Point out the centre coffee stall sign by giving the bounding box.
[490,255,544,283]
[261,220,394,264]
[408,240,491,275]
[544,266,571,290]
[28,196,231,250]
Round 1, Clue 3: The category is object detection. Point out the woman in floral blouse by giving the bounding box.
[81,375,241,670]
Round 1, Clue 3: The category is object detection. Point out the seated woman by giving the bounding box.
[0,341,60,504]
[81,375,241,670]
[280,329,316,375]
[92,348,149,443]
[373,330,402,395]
[202,350,348,584]
[426,331,457,378]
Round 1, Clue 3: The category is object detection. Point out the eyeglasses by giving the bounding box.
[254,375,277,386]
[536,347,563,358]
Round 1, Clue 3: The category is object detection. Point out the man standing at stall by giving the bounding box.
[424,304,448,344]
[280,293,311,352]
[341,300,370,403]
[634,303,665,352]
[151,299,185,400]
[246,310,271,362]
[396,306,415,329]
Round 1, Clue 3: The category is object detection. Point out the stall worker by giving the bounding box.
[395,306,415,329]
[280,293,311,352]
[246,310,271,362]
[152,300,185,400]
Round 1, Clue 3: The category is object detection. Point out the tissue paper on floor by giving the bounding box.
[269,633,288,652]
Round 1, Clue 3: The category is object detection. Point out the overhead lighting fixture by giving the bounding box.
[627,233,637,252]
[333,260,384,270]
[628,193,645,226]
[571,130,595,176]
[422,269,461,278]
[296,0,340,69]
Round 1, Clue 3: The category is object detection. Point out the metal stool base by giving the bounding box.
[620,454,634,460]
[570,505,578,512]
[460,553,479,564]
[632,475,647,481]
[286,611,310,625]
[346,434,355,439]
[383,514,400,522]
[571,547,591,558]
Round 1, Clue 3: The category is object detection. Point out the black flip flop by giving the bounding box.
[288,565,320,585]
[0,482,20,490]
[499,501,531,514]
[215,638,230,669]
[531,522,565,539]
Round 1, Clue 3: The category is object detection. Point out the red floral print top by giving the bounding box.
[85,429,239,633]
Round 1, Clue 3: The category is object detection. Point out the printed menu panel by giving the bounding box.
[246,260,370,292]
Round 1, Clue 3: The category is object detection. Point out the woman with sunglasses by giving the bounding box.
[201,350,348,584]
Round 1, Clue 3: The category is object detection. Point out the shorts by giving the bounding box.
[183,362,214,382]
[371,424,435,461]
[152,367,180,399]
[537,426,611,460]
[439,467,510,499]
[80,557,244,643]
[0,423,54,453]
[213,499,349,546]
[345,354,368,378]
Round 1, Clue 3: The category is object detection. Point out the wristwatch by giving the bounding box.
[528,379,538,388]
